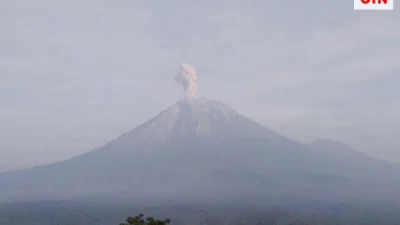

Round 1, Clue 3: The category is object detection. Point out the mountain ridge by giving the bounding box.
[0,98,399,203]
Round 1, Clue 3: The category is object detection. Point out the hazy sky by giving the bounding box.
[1,0,399,171]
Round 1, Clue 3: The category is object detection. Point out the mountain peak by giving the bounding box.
[104,98,286,151]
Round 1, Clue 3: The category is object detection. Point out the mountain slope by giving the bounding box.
[106,98,289,146]
[0,98,399,203]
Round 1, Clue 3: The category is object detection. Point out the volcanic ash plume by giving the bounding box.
[175,63,198,100]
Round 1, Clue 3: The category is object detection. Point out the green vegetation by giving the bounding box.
[119,214,171,225]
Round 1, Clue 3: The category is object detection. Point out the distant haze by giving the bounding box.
[1,0,399,171]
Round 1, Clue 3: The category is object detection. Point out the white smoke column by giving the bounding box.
[175,63,198,100]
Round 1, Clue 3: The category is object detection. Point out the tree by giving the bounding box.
[119,213,171,225]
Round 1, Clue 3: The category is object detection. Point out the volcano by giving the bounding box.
[1,97,400,203]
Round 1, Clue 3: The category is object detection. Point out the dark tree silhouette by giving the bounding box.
[119,213,171,225]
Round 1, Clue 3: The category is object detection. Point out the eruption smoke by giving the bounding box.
[175,63,198,100]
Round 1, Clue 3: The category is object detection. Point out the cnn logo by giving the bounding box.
[354,0,394,10]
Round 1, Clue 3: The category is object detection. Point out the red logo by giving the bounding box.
[360,0,388,4]
[354,0,393,10]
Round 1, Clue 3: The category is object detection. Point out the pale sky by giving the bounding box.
[1,0,399,172]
